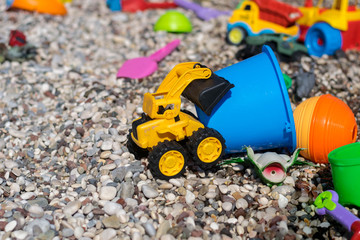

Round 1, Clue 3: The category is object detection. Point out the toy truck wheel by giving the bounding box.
[305,22,342,57]
[292,51,307,61]
[235,45,262,60]
[264,41,277,52]
[227,27,247,46]
[127,130,149,160]
[148,141,187,180]
[187,127,225,170]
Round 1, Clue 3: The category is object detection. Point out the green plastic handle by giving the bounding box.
[314,191,336,211]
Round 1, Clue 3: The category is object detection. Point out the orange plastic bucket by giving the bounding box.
[294,94,357,163]
[7,0,67,15]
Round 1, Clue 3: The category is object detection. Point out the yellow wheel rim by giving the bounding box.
[159,150,185,177]
[197,137,222,163]
[229,28,243,45]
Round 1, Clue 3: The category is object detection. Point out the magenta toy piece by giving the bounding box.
[116,39,180,79]
[315,190,360,240]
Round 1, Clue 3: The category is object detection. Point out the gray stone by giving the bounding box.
[28,205,44,218]
[236,198,249,209]
[101,140,113,151]
[62,228,74,238]
[156,220,171,238]
[111,167,126,182]
[272,185,295,196]
[5,220,17,232]
[103,202,123,216]
[100,186,117,200]
[24,219,50,235]
[9,129,26,138]
[143,222,156,237]
[27,198,49,208]
[87,148,99,157]
[142,185,159,199]
[278,194,289,208]
[98,228,117,240]
[63,201,81,216]
[120,181,135,199]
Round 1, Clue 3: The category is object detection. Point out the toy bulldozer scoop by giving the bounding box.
[128,62,234,180]
[182,64,234,116]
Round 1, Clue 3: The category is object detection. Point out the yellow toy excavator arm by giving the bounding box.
[143,62,212,120]
[155,62,198,93]
[156,62,212,97]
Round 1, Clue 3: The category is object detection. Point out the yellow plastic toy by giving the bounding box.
[127,62,234,180]
[297,0,360,56]
[298,0,360,32]
[227,0,302,45]
[7,0,67,15]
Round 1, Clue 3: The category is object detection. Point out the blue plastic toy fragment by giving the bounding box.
[6,0,14,8]
[107,0,122,11]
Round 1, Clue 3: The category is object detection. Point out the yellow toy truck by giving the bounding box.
[226,0,303,45]
[127,62,234,180]
[297,0,360,56]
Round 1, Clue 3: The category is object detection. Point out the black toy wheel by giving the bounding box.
[292,51,307,61]
[126,130,149,160]
[264,41,277,52]
[187,127,226,170]
[148,141,187,180]
[235,45,262,60]
[235,49,245,60]
[263,42,281,62]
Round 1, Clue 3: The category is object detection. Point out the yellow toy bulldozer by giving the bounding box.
[127,62,234,179]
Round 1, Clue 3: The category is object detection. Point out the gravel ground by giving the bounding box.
[0,0,360,239]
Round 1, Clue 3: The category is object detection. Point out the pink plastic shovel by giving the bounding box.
[116,39,181,79]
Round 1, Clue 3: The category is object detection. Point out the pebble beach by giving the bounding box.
[0,0,360,239]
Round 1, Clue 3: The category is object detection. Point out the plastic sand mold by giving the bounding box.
[6,0,67,15]
[221,147,313,186]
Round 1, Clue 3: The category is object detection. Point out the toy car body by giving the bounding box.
[297,0,360,56]
[236,33,308,61]
[227,0,302,45]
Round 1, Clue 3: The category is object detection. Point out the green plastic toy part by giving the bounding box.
[328,142,360,207]
[221,147,314,186]
[154,11,192,33]
[282,73,292,90]
[314,191,337,211]
[236,0,245,9]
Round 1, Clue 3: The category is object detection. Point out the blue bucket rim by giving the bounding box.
[261,45,297,151]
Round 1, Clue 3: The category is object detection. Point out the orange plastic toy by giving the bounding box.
[7,0,67,15]
[293,94,357,164]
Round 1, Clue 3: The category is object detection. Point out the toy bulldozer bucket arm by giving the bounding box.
[143,62,234,119]
[182,67,234,116]
[156,62,212,99]
[159,62,235,116]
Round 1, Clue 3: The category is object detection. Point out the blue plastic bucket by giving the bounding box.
[196,46,296,153]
